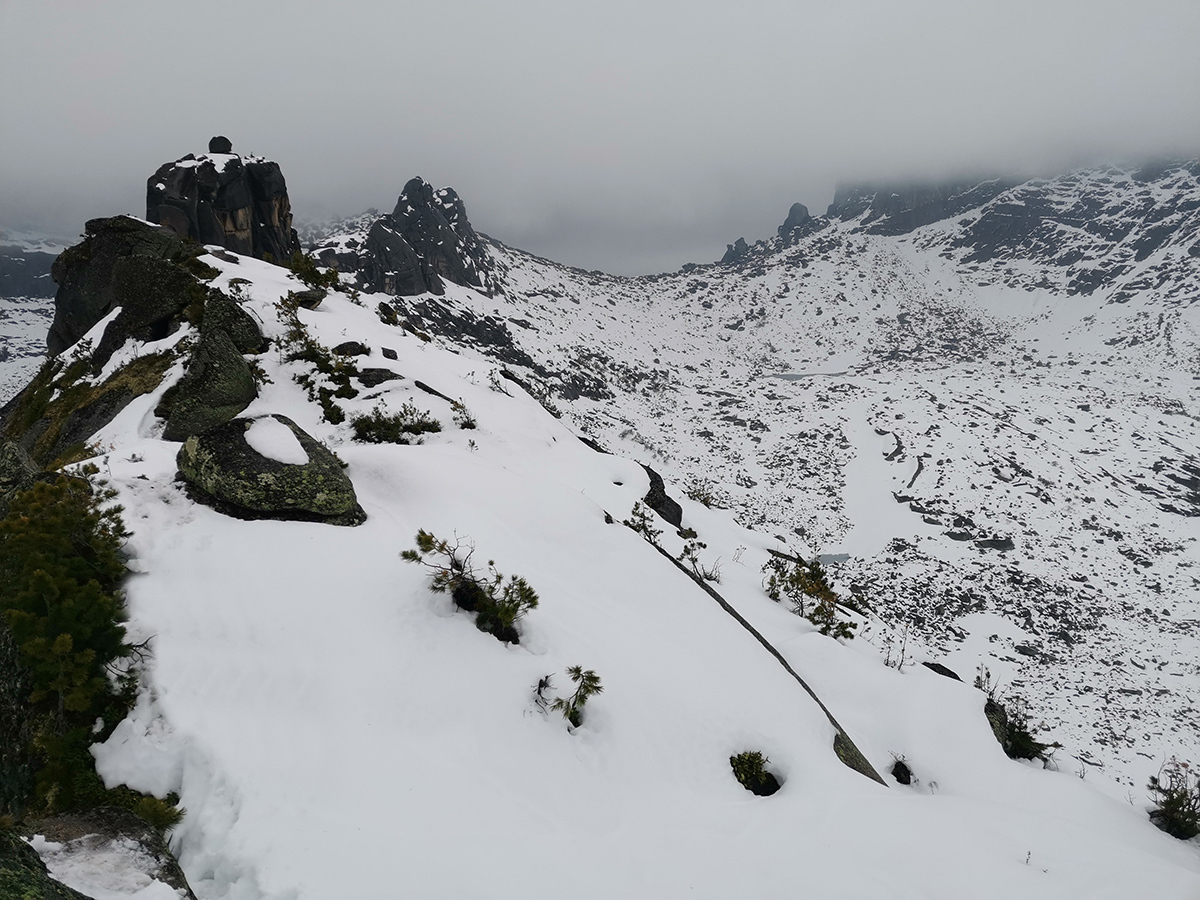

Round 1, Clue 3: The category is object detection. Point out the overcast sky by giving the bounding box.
[2,0,1199,274]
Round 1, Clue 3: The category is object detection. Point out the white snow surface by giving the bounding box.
[25,835,181,900]
[242,417,308,465]
[57,248,1198,899]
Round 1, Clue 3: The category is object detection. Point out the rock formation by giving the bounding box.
[777,202,812,237]
[320,177,497,297]
[177,415,365,525]
[146,137,300,263]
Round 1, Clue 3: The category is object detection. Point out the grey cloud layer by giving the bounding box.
[2,0,1198,274]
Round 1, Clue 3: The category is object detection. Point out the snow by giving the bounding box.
[25,835,181,900]
[243,417,308,465]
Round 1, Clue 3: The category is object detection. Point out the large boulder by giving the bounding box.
[147,138,300,264]
[47,216,214,361]
[159,328,258,441]
[177,415,365,525]
[353,177,497,297]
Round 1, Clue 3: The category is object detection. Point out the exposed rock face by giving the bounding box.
[147,138,300,263]
[720,237,750,265]
[24,807,198,900]
[826,179,1014,235]
[159,328,258,441]
[177,414,365,525]
[641,464,683,528]
[333,177,497,297]
[47,216,214,361]
[778,202,811,235]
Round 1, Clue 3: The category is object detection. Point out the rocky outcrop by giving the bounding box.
[177,414,365,525]
[147,137,300,263]
[47,216,215,361]
[23,807,198,900]
[778,202,811,236]
[340,177,497,297]
[641,464,683,528]
[158,329,257,441]
[0,439,38,517]
[720,237,749,265]
[827,179,1013,235]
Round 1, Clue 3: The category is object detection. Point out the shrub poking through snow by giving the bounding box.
[401,530,538,643]
[550,666,603,728]
[451,401,477,430]
[761,555,856,640]
[730,751,780,796]
[679,527,721,583]
[976,667,1054,762]
[1148,758,1200,839]
[351,403,441,444]
[288,251,340,290]
[275,294,358,424]
[682,475,729,509]
[623,501,662,545]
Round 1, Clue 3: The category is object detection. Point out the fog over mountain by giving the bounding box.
[2,0,1199,274]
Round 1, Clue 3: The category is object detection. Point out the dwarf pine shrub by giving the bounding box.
[623,501,662,545]
[402,530,538,643]
[762,555,856,640]
[550,666,603,728]
[0,472,136,813]
[351,403,442,444]
[730,751,780,796]
[1149,758,1200,839]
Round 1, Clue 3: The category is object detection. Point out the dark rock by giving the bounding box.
[177,414,365,525]
[891,759,913,785]
[202,290,265,354]
[208,135,232,154]
[921,661,962,681]
[380,347,398,360]
[578,435,609,454]
[160,328,258,441]
[146,143,300,264]
[357,368,401,388]
[641,464,682,527]
[25,806,197,899]
[975,536,1015,551]
[332,341,369,357]
[291,288,326,309]
[778,202,812,237]
[47,216,213,361]
[720,237,749,265]
[827,179,1015,235]
[413,380,454,403]
[0,830,91,899]
[0,439,38,518]
[353,177,497,297]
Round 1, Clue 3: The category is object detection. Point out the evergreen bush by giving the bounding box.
[730,751,780,796]
[0,473,134,813]
[761,555,856,639]
[550,666,603,728]
[1148,759,1199,839]
[351,403,442,444]
[402,530,538,643]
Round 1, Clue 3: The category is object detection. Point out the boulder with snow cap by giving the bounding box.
[177,414,365,525]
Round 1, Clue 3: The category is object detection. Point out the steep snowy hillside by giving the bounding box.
[304,160,1200,794]
[17,246,1194,899]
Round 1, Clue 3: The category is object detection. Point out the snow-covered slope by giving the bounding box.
[59,249,1199,899]
[308,161,1200,794]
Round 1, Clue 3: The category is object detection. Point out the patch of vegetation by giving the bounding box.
[275,294,359,424]
[350,403,441,444]
[401,530,538,644]
[3,350,175,469]
[287,251,340,290]
[682,475,729,509]
[976,667,1056,762]
[548,666,603,728]
[623,501,663,545]
[1148,758,1200,839]
[730,751,780,796]
[762,555,856,640]
[451,401,477,430]
[678,527,721,583]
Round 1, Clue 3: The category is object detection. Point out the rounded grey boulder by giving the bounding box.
[177,415,365,525]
